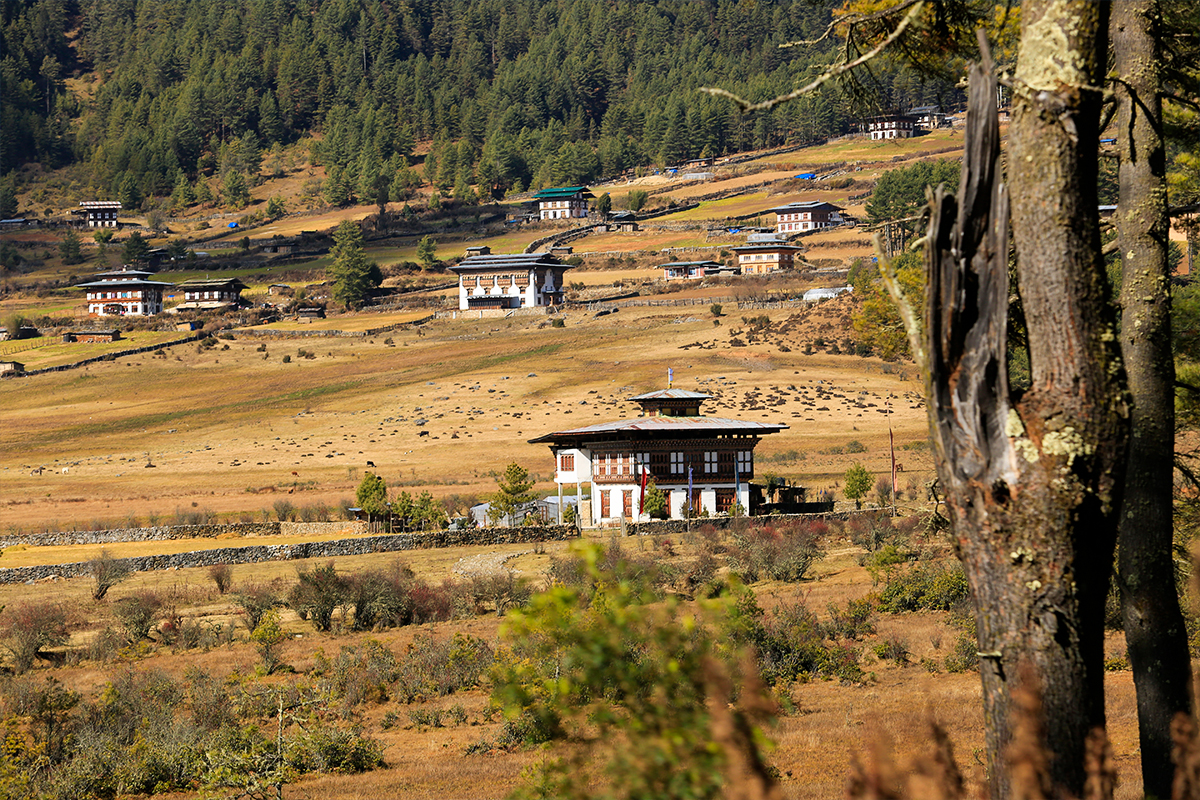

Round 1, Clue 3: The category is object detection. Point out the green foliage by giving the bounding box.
[875,561,970,613]
[355,472,388,520]
[266,195,287,219]
[642,481,668,519]
[489,463,536,525]
[250,609,288,674]
[741,593,865,684]
[288,563,348,632]
[57,229,82,265]
[329,221,371,310]
[851,249,925,361]
[865,159,961,230]
[596,192,611,216]
[89,549,130,601]
[710,303,723,317]
[625,188,649,212]
[843,463,873,508]
[492,542,776,800]
[416,235,437,269]
[121,231,150,265]
[112,590,164,643]
[222,170,250,208]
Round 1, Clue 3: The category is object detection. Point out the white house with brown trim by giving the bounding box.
[449,251,573,312]
[770,201,844,234]
[77,267,171,316]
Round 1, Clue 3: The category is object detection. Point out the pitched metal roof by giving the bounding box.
[630,389,711,402]
[532,186,594,199]
[176,278,249,290]
[448,252,574,273]
[528,415,787,444]
[769,201,844,214]
[77,279,173,288]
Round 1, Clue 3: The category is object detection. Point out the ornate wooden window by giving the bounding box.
[559,453,574,472]
[670,452,685,474]
[704,451,719,474]
[623,492,633,517]
[716,488,736,514]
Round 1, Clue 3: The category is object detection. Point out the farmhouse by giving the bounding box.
[770,201,844,234]
[77,267,171,317]
[63,330,121,343]
[660,260,725,281]
[908,105,947,129]
[449,251,573,312]
[173,277,249,311]
[731,233,804,275]
[864,114,917,140]
[532,186,594,220]
[609,210,639,232]
[72,200,122,227]
[530,389,787,525]
[0,361,25,377]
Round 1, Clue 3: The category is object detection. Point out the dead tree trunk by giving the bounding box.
[1112,2,1193,795]
[925,9,1126,797]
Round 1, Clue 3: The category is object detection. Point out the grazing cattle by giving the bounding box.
[366,460,376,468]
[291,471,298,477]
[61,467,68,474]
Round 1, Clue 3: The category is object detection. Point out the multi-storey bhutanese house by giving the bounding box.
[731,233,804,275]
[72,201,122,227]
[532,186,594,220]
[530,389,787,525]
[770,201,844,235]
[448,250,573,313]
[865,114,916,140]
[173,277,249,311]
[77,267,171,317]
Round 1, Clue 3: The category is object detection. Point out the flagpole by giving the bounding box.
[888,394,897,517]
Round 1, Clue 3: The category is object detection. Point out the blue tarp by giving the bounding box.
[795,173,816,179]
[228,222,239,228]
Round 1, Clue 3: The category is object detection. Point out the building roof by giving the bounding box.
[176,278,249,291]
[629,389,712,402]
[660,260,722,269]
[448,252,575,274]
[77,278,173,289]
[77,201,122,210]
[532,186,594,200]
[528,415,787,444]
[769,201,843,214]
[95,267,156,278]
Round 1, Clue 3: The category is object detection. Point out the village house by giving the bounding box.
[731,233,804,275]
[609,211,639,232]
[77,267,171,317]
[0,361,25,377]
[908,105,947,130]
[531,389,787,525]
[72,200,122,227]
[63,330,121,343]
[449,251,573,313]
[532,186,594,220]
[770,201,844,234]
[660,259,725,281]
[865,114,917,140]
[172,277,249,311]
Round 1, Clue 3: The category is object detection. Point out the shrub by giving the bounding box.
[845,439,867,453]
[289,563,349,632]
[748,597,865,684]
[725,522,824,583]
[273,499,295,521]
[873,635,911,667]
[876,561,970,613]
[285,726,385,774]
[112,590,164,643]
[89,550,131,601]
[1,602,69,673]
[825,597,876,641]
[250,609,289,674]
[233,582,284,631]
[394,633,494,703]
[208,563,233,595]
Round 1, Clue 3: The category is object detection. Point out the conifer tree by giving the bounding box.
[329,221,371,310]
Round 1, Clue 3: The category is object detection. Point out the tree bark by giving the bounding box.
[925,7,1126,797]
[1112,2,1193,796]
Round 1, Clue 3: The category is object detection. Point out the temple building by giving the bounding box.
[530,389,787,525]
[449,250,573,313]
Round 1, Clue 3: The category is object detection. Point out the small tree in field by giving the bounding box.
[843,464,872,510]
[356,473,388,523]
[250,609,287,674]
[1,602,69,673]
[489,463,536,526]
[643,482,668,519]
[90,550,131,600]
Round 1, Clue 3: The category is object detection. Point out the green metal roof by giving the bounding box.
[532,186,594,199]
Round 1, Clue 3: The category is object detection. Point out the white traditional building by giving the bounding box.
[73,201,122,227]
[530,389,787,525]
[449,251,573,312]
[865,114,916,140]
[532,186,594,220]
[173,277,249,310]
[77,267,171,316]
[770,201,844,234]
[731,233,804,275]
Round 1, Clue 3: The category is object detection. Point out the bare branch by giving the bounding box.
[700,1,926,114]
[778,0,923,49]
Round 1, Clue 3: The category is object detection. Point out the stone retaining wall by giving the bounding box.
[626,511,856,536]
[0,521,366,549]
[0,524,578,585]
[16,334,206,378]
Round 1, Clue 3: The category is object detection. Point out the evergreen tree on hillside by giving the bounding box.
[329,221,371,310]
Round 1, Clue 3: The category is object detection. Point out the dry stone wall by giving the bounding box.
[0,521,364,549]
[0,524,578,585]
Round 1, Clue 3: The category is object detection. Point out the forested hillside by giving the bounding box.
[0,0,962,207]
